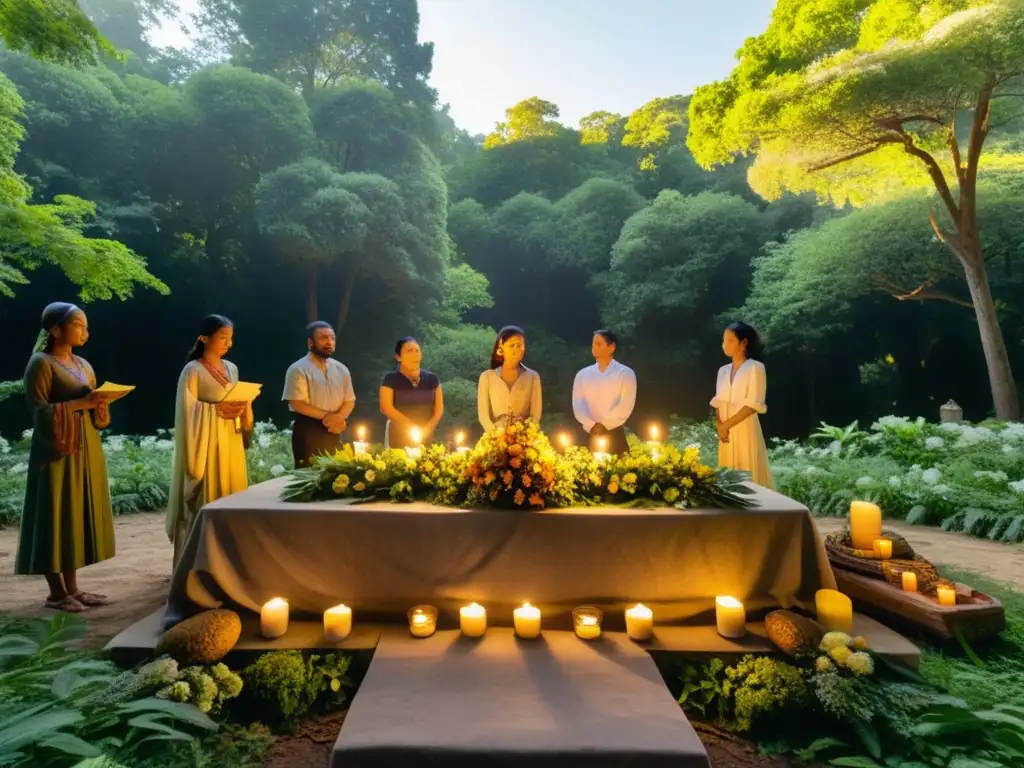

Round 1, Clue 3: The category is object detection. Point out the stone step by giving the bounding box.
[331,629,710,768]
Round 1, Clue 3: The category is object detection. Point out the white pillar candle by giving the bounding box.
[353,441,369,455]
[715,596,746,638]
[409,608,436,638]
[323,604,352,642]
[625,603,654,641]
[815,589,853,633]
[260,598,289,639]
[936,585,956,606]
[849,500,882,551]
[459,603,487,637]
[513,602,542,639]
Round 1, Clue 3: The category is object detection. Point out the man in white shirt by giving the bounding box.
[282,321,356,467]
[572,330,637,455]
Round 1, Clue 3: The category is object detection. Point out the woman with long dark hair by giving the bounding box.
[15,302,115,612]
[166,315,252,566]
[711,321,772,488]
[477,325,542,432]
[379,337,444,449]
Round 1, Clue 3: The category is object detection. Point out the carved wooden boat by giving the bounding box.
[832,567,1005,643]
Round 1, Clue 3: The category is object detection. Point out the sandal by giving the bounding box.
[73,591,111,607]
[45,595,87,613]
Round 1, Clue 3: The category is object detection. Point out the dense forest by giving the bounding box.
[1,0,1023,443]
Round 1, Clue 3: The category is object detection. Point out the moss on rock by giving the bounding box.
[156,609,242,664]
[765,609,825,656]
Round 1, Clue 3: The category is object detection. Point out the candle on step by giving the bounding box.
[323,604,352,642]
[260,598,289,639]
[815,589,853,633]
[459,603,487,637]
[513,602,542,639]
[455,430,469,454]
[902,571,918,592]
[849,500,882,551]
[872,538,893,559]
[715,596,746,638]
[353,425,369,455]
[406,427,423,459]
[625,603,654,642]
[647,424,661,444]
[936,584,956,606]
[408,605,436,638]
[573,606,603,640]
[593,436,611,464]
[847,499,880,552]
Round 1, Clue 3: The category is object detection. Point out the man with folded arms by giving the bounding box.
[282,321,356,468]
[572,330,637,455]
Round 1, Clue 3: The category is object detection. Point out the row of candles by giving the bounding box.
[349,424,665,463]
[850,499,957,605]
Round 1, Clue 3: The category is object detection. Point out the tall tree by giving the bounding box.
[0,0,117,66]
[687,0,1024,419]
[484,97,563,148]
[194,0,435,106]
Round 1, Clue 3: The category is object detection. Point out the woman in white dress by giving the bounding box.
[711,321,772,488]
[477,325,543,433]
[166,315,252,567]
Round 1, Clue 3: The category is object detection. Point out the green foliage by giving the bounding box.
[236,650,352,729]
[771,415,1024,541]
[0,0,119,67]
[484,97,563,148]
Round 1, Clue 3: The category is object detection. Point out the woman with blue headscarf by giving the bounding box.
[15,302,116,613]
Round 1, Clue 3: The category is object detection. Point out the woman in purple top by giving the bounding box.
[379,337,444,449]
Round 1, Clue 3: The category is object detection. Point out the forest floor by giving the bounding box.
[1,513,1022,767]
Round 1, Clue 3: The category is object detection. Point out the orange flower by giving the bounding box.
[514,489,526,505]
[529,493,544,507]
[484,472,495,484]
[510,456,522,469]
[508,444,523,456]
[502,470,514,485]
[522,474,532,488]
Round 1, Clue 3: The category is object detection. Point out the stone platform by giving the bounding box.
[331,629,709,768]
[105,608,920,668]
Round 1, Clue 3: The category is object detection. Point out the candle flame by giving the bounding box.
[265,597,287,608]
[410,427,422,444]
[597,437,608,451]
[558,432,570,446]
[627,603,653,617]
[455,430,465,445]
[462,602,485,616]
[356,425,366,440]
[715,596,743,609]
[650,424,660,440]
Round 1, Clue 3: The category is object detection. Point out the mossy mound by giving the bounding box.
[155,609,242,664]
[765,609,825,656]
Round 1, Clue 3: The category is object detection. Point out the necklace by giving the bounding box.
[49,354,89,386]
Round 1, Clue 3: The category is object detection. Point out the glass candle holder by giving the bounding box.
[573,606,603,640]
[408,605,437,638]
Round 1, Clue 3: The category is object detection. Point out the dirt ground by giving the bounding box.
[2,512,1022,767]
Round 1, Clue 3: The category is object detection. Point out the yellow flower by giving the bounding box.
[816,656,833,672]
[683,446,700,465]
[364,470,376,483]
[819,632,854,651]
[622,473,637,484]
[374,460,386,471]
[845,652,874,676]
[532,463,541,474]
[514,489,526,505]
[610,474,620,484]
[663,487,680,503]
[829,646,852,665]
[607,482,620,495]
[680,477,694,489]
[853,636,869,651]
[353,481,366,492]
[332,474,350,494]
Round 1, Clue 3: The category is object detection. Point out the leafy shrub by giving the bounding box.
[236,650,352,729]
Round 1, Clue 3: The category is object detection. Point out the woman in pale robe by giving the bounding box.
[711,321,773,488]
[167,315,252,567]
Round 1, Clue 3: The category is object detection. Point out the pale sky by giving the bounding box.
[149,0,775,136]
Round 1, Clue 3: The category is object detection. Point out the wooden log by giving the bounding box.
[832,567,1005,643]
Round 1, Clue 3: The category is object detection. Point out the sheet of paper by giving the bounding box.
[94,382,135,399]
[227,381,263,403]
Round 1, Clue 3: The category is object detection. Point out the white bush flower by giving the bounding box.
[794,447,806,456]
[828,440,842,455]
[8,462,28,474]
[258,459,266,468]
[922,468,941,485]
[954,426,996,449]
[0,436,8,454]
[929,484,951,496]
[1000,423,1024,443]
[155,439,173,451]
[270,464,286,477]
[924,436,945,450]
[258,434,272,448]
[973,470,1007,484]
[855,476,873,488]
[1009,480,1024,494]
[888,476,902,489]
[804,466,820,475]
[21,428,33,440]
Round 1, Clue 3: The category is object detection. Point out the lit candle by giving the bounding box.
[593,436,610,464]
[454,430,469,454]
[625,603,654,642]
[353,426,369,455]
[408,606,436,638]
[406,427,423,459]
[357,425,367,440]
[260,598,289,639]
[647,424,661,445]
[324,604,352,642]
[872,538,893,559]
[459,603,487,637]
[936,584,956,606]
[573,606,603,640]
[902,571,918,592]
[849,500,882,551]
[715,596,746,638]
[513,602,542,639]
[815,589,853,633]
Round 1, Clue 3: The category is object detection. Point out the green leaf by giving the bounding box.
[850,717,882,760]
[830,758,883,767]
[116,699,217,731]
[0,709,83,750]
[38,732,102,758]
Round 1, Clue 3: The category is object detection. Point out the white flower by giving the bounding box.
[141,435,157,448]
[930,484,951,496]
[828,440,842,455]
[270,464,286,477]
[938,420,965,433]
[922,468,941,485]
[954,426,996,449]
[155,439,173,451]
[258,459,266,468]
[924,436,945,450]
[1009,480,1024,494]
[973,470,1007,484]
[104,436,126,453]
[258,434,272,448]
[0,436,8,454]
[8,462,28,474]
[795,447,806,456]
[1004,445,1018,454]
[21,428,33,440]
[1000,423,1024,443]
[855,476,874,488]
[804,466,820,475]
[888,476,902,489]
[873,415,910,430]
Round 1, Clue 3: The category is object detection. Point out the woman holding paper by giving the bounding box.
[167,314,254,566]
[15,303,117,613]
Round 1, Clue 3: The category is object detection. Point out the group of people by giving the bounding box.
[13,301,772,613]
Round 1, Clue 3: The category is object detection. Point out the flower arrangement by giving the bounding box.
[282,418,757,509]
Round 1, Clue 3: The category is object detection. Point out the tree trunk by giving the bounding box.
[960,248,1020,420]
[306,264,319,323]
[336,268,357,333]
